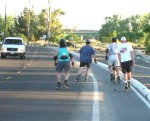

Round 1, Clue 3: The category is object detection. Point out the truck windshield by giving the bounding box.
[4,39,23,45]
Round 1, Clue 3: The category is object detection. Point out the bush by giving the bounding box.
[18,34,28,42]
[145,38,150,55]
[66,42,77,48]
[145,46,150,55]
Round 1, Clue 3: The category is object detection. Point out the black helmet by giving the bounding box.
[59,39,66,47]
[86,39,90,44]
[112,37,117,42]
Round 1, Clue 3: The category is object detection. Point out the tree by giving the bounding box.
[36,9,48,39]
[0,15,4,40]
[15,7,65,43]
[65,34,80,42]
[15,7,39,41]
[49,9,65,43]
[99,14,146,43]
[6,16,16,37]
[16,7,30,37]
[141,13,150,53]
[129,15,142,32]
[99,14,122,42]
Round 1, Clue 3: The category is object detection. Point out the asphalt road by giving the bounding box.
[96,52,150,89]
[0,46,149,121]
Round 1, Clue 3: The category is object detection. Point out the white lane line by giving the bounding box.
[6,76,12,80]
[17,71,21,74]
[136,64,150,70]
[131,86,150,108]
[90,73,100,121]
[74,60,100,120]
[24,66,27,69]
[27,51,38,67]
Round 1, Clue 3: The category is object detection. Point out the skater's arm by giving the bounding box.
[67,47,74,66]
[92,54,97,63]
[105,48,109,61]
[92,48,97,63]
[130,50,135,66]
[118,53,121,64]
[53,49,59,66]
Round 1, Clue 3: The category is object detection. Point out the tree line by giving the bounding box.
[0,7,150,53]
[99,14,150,53]
[0,7,65,43]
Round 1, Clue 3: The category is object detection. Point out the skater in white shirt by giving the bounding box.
[118,36,135,89]
[106,37,120,84]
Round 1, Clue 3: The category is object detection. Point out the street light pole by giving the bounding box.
[4,0,7,39]
[27,0,31,44]
[47,0,51,41]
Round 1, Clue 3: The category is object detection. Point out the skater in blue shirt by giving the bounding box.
[74,39,97,82]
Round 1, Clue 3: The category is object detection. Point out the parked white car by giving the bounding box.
[1,37,26,59]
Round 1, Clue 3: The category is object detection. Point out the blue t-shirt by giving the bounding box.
[79,45,95,63]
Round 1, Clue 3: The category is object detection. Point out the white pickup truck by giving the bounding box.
[1,37,26,59]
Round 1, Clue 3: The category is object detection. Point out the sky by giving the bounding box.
[0,0,150,30]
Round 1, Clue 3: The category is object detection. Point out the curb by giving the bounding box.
[131,78,150,102]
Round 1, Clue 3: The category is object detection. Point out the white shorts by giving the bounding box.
[108,55,120,67]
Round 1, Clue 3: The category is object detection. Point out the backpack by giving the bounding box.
[58,48,70,61]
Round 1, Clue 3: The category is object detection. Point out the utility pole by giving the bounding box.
[14,12,17,36]
[4,0,7,39]
[27,0,31,44]
[47,0,51,41]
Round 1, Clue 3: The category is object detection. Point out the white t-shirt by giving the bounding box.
[107,43,119,56]
[118,43,133,62]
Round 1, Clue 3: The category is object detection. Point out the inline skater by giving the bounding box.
[106,37,120,84]
[118,36,135,89]
[74,39,97,82]
[53,39,74,89]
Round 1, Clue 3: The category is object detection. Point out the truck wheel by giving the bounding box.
[1,54,6,59]
[20,55,25,59]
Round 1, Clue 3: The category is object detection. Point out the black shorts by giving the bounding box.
[80,62,91,68]
[121,60,133,74]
